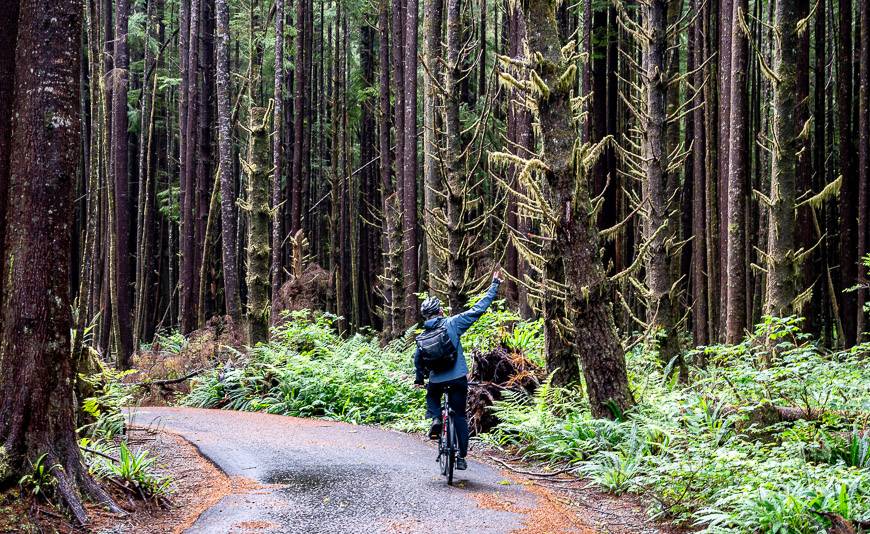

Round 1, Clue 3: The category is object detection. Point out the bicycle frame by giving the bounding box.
[434,381,477,485]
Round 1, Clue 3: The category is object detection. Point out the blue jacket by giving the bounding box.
[414,281,501,384]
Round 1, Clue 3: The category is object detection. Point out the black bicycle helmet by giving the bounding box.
[420,296,442,319]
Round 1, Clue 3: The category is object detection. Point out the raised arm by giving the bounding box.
[450,271,503,336]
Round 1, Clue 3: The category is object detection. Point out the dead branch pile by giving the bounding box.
[467,346,543,435]
[271,263,331,323]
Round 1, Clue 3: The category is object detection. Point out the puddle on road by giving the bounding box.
[264,465,377,492]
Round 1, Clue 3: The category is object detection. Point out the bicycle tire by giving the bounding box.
[438,430,448,476]
[446,415,457,485]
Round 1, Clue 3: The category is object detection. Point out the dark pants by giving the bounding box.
[425,376,469,457]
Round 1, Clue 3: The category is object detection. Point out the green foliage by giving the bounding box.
[156,186,180,223]
[185,311,426,425]
[85,441,171,498]
[140,329,189,354]
[18,454,59,499]
[78,366,137,441]
[484,318,870,531]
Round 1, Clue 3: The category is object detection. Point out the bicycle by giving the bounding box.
[435,381,478,485]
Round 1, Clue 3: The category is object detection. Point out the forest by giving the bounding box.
[0,0,869,531]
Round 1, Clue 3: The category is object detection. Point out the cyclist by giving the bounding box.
[413,270,503,471]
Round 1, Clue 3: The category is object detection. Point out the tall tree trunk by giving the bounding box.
[244,106,272,344]
[423,0,445,293]
[111,0,135,368]
[726,0,749,343]
[641,0,682,367]
[718,0,734,340]
[403,0,420,325]
[839,0,859,345]
[858,0,869,340]
[271,0,285,319]
[216,0,242,324]
[519,0,634,418]
[0,0,121,522]
[444,0,468,313]
[291,0,306,234]
[378,0,399,337]
[692,0,709,346]
[765,0,800,316]
[180,0,202,334]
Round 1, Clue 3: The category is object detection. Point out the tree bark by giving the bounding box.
[378,0,400,337]
[839,0,859,346]
[0,1,18,320]
[520,0,634,418]
[726,0,749,343]
[216,0,242,324]
[180,0,201,334]
[641,0,682,367]
[718,0,734,340]
[291,0,306,234]
[858,0,869,340]
[0,0,120,522]
[765,0,800,316]
[111,0,135,368]
[692,0,709,346]
[271,0,285,319]
[423,0,444,293]
[403,0,420,325]
[244,106,272,344]
[443,0,468,313]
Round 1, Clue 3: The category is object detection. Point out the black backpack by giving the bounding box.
[415,321,457,372]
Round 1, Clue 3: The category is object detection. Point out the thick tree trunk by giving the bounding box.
[765,0,799,316]
[111,0,134,368]
[521,0,634,418]
[0,2,18,317]
[403,0,420,325]
[726,0,749,343]
[244,107,272,344]
[0,0,120,522]
[216,0,242,324]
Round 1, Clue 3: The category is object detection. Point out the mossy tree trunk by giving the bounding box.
[519,0,634,418]
[765,0,799,316]
[641,0,683,370]
[243,106,273,344]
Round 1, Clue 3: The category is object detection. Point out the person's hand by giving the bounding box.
[413,382,425,389]
[492,269,503,285]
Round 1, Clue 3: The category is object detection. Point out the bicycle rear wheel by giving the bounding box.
[438,419,450,477]
[446,416,457,485]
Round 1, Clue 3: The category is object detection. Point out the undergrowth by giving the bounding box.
[185,311,426,426]
[77,361,172,501]
[487,316,870,532]
[181,305,870,532]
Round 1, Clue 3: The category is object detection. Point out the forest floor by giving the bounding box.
[119,407,682,534]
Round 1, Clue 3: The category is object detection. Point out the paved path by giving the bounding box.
[130,407,591,534]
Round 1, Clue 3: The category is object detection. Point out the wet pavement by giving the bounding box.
[129,407,582,534]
